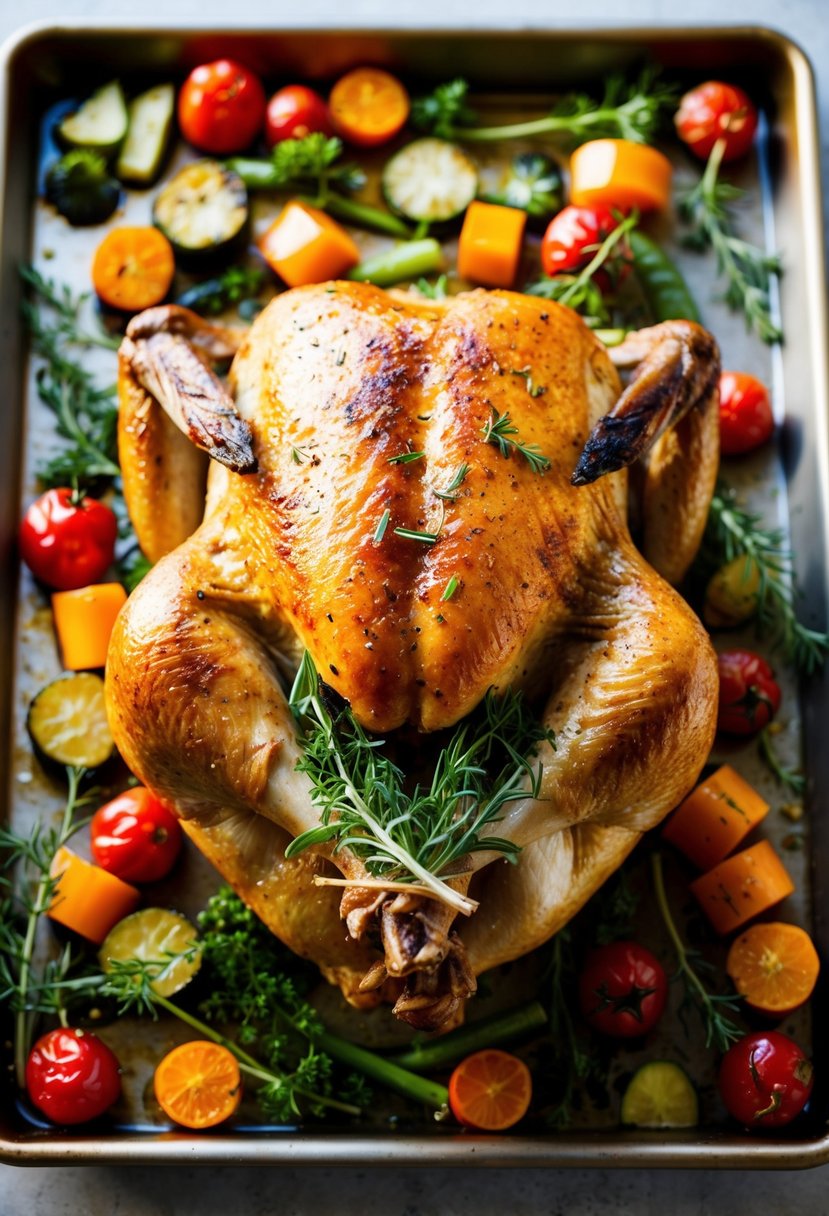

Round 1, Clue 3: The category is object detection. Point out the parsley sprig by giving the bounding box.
[286,652,553,913]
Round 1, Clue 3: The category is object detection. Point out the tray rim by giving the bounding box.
[2,18,828,1170]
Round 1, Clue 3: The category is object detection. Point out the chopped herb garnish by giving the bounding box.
[433,462,470,501]
[373,509,390,543]
[388,450,426,465]
[415,274,449,301]
[482,409,551,474]
[442,575,459,602]
[510,366,546,398]
[291,446,310,464]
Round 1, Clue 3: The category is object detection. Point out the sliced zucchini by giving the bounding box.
[99,908,202,997]
[27,672,114,769]
[382,138,477,224]
[58,81,128,159]
[153,160,249,267]
[116,84,175,186]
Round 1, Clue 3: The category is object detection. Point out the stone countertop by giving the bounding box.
[2,0,828,1211]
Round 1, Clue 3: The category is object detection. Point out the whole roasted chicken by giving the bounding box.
[107,283,720,1030]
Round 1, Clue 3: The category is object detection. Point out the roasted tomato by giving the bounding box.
[540,204,629,291]
[675,81,758,163]
[719,1031,813,1128]
[717,650,781,736]
[719,371,774,456]
[265,84,332,146]
[26,1028,121,1125]
[578,941,668,1038]
[19,488,117,591]
[178,59,266,154]
[90,787,183,883]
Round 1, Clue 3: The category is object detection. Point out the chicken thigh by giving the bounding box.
[107,283,719,1029]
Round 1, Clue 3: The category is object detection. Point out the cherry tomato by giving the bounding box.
[719,1031,813,1128]
[26,1028,121,1125]
[19,488,117,591]
[541,204,622,275]
[719,371,774,456]
[675,81,758,163]
[717,649,781,736]
[578,941,668,1038]
[178,59,266,155]
[90,787,182,883]
[265,84,332,146]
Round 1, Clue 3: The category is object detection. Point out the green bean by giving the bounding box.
[629,230,700,324]
[347,239,444,288]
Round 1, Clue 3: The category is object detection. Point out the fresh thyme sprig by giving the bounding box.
[526,210,638,327]
[21,265,120,488]
[652,852,742,1053]
[286,652,553,913]
[702,484,829,672]
[679,137,781,343]
[482,408,551,473]
[412,70,677,146]
[758,727,805,795]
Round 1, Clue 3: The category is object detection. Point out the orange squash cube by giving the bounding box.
[52,582,128,671]
[662,764,770,870]
[258,201,360,287]
[457,201,527,288]
[49,847,140,943]
[690,840,795,936]
[569,139,673,213]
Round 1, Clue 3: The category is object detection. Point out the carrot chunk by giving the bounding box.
[52,582,127,671]
[457,201,526,288]
[569,139,672,213]
[661,764,769,870]
[690,840,794,936]
[48,847,140,943]
[258,200,360,287]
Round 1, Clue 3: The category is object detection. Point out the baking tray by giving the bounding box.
[1,22,829,1168]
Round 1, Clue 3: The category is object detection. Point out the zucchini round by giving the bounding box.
[382,138,477,224]
[58,81,128,159]
[153,159,249,267]
[27,673,114,770]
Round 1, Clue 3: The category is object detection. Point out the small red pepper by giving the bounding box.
[717,649,781,736]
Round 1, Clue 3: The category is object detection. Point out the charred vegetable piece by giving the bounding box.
[116,83,175,185]
[482,152,562,220]
[27,672,114,769]
[58,81,128,158]
[153,160,249,266]
[382,138,477,223]
[45,150,120,226]
[175,265,266,316]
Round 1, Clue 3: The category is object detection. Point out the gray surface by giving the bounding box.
[2,0,829,1211]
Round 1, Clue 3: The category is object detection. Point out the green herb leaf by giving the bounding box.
[482,408,551,473]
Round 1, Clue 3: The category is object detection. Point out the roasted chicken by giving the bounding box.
[106,283,720,1029]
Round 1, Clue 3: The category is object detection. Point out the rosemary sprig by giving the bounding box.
[388,450,425,465]
[526,211,638,327]
[540,928,602,1128]
[415,274,448,301]
[442,575,459,602]
[373,508,390,543]
[286,652,553,912]
[393,504,445,546]
[758,727,805,795]
[679,137,782,343]
[412,70,677,147]
[482,408,551,473]
[652,852,742,1053]
[433,462,469,501]
[703,485,829,672]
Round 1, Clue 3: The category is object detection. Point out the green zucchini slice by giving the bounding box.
[27,673,114,770]
[116,84,175,186]
[153,160,249,266]
[382,138,477,223]
[58,81,129,159]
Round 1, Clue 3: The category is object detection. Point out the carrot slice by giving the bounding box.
[726,922,820,1015]
[457,200,527,288]
[92,225,175,311]
[52,582,127,670]
[154,1040,242,1129]
[569,139,672,213]
[449,1049,532,1131]
[690,840,795,936]
[258,200,360,287]
[48,846,140,943]
[661,764,769,870]
[329,67,410,148]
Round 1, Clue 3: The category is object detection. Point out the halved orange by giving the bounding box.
[154,1040,242,1129]
[448,1049,532,1131]
[726,922,820,1016]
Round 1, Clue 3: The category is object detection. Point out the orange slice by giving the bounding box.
[154,1040,242,1129]
[448,1049,532,1131]
[726,922,820,1016]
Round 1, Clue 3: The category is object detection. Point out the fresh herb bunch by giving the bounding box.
[527,211,638,328]
[679,138,782,343]
[702,484,829,672]
[286,652,554,914]
[482,408,551,474]
[21,265,120,489]
[413,70,677,147]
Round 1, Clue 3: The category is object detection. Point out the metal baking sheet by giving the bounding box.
[1,23,828,1168]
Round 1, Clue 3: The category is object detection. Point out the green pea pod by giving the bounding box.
[629,230,700,325]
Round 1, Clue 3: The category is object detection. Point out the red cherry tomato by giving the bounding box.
[541,204,624,276]
[19,488,117,591]
[265,84,333,146]
[178,59,266,154]
[717,649,781,736]
[675,81,758,163]
[26,1028,121,1125]
[718,371,774,456]
[578,941,668,1038]
[719,1031,813,1128]
[90,787,182,883]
